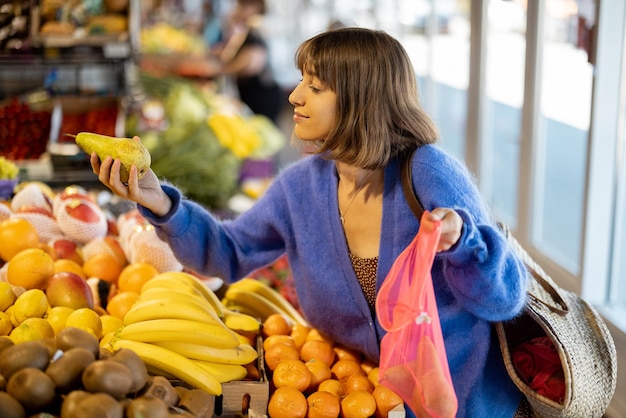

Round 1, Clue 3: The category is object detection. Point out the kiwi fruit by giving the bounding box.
[0,391,26,418]
[6,367,56,411]
[60,390,91,418]
[56,327,100,357]
[0,340,51,379]
[46,347,96,393]
[126,396,169,418]
[82,360,134,399]
[142,375,179,407]
[110,348,149,393]
[0,336,15,354]
[67,392,123,418]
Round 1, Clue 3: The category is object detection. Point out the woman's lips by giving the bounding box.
[293,111,308,122]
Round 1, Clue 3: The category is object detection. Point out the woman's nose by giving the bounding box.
[288,85,302,106]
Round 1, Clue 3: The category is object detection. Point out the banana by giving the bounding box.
[224,286,291,324]
[221,301,264,319]
[192,360,248,383]
[123,296,222,326]
[157,271,225,319]
[137,288,213,310]
[153,340,258,365]
[112,339,223,395]
[222,308,261,332]
[119,319,240,349]
[229,278,308,326]
[140,275,206,298]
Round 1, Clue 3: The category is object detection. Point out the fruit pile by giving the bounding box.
[0,327,215,417]
[258,314,404,418]
[0,98,52,160]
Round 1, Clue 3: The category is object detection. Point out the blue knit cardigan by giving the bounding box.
[138,144,528,417]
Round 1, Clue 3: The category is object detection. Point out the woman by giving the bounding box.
[92,27,528,417]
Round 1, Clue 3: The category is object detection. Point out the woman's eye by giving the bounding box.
[309,85,321,93]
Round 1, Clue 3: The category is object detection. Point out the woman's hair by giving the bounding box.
[294,27,439,169]
[237,0,266,15]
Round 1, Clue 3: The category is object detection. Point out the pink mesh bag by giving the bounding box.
[376,212,457,418]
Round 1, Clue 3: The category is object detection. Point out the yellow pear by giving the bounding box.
[74,132,151,183]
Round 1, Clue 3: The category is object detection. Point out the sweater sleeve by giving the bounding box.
[137,181,288,282]
[412,147,528,321]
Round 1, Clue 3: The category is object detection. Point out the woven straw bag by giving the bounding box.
[400,152,618,418]
[495,224,617,418]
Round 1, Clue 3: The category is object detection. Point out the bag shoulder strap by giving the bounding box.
[401,150,424,219]
[401,149,569,315]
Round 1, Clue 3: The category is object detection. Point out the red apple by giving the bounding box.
[46,271,95,310]
[64,199,101,223]
[49,238,83,264]
[15,205,55,218]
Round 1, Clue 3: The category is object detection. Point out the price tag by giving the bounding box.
[103,42,131,58]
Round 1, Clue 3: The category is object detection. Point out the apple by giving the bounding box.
[46,271,95,310]
[64,199,101,223]
[12,206,63,242]
[49,238,83,264]
[15,205,54,218]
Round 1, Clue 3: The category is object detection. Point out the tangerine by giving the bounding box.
[304,358,332,393]
[7,248,55,290]
[83,252,123,284]
[307,390,341,418]
[117,262,159,294]
[263,334,296,352]
[340,390,377,418]
[345,374,374,394]
[264,342,300,371]
[0,218,39,261]
[272,358,312,392]
[318,379,346,400]
[290,323,311,350]
[334,345,362,363]
[306,328,335,345]
[300,339,336,367]
[106,291,139,321]
[372,385,404,418]
[331,359,365,383]
[262,313,292,337]
[268,386,308,418]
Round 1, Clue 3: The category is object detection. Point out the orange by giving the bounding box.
[106,291,139,320]
[263,334,296,352]
[334,345,362,363]
[372,385,404,418]
[83,252,123,284]
[53,258,87,279]
[340,390,377,418]
[304,358,332,393]
[300,339,336,367]
[290,323,311,350]
[318,379,346,400]
[360,359,377,375]
[262,313,292,337]
[264,342,300,371]
[7,248,55,290]
[117,262,159,293]
[307,390,341,418]
[268,386,308,418]
[0,218,39,261]
[344,374,374,394]
[306,328,335,345]
[272,358,312,392]
[331,359,365,383]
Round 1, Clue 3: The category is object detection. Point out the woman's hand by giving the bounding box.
[89,137,172,217]
[421,208,463,252]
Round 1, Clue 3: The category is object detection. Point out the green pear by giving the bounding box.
[73,132,151,183]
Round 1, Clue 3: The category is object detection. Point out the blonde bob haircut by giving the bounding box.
[294,27,439,169]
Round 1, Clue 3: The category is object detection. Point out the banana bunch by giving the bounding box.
[107,271,261,396]
[222,278,309,327]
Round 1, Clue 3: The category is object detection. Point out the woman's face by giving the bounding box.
[288,71,337,142]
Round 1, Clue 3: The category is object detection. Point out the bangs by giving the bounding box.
[294,36,339,90]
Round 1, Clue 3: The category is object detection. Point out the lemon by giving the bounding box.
[9,317,55,343]
[0,311,12,336]
[12,289,49,324]
[5,305,19,327]
[45,306,74,336]
[0,282,16,311]
[100,314,123,336]
[65,308,103,339]
[99,331,116,351]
